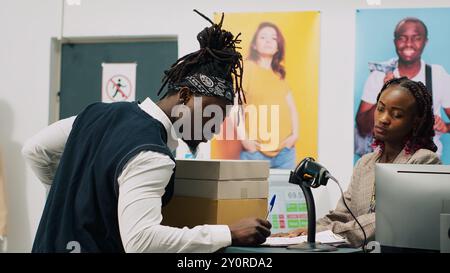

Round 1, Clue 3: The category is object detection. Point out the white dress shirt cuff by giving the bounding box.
[207,225,232,250]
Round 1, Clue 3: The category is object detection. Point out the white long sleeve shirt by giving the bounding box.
[22,98,232,253]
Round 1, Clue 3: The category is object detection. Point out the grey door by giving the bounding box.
[59,40,177,119]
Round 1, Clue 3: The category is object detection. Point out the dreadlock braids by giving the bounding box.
[158,9,245,105]
[373,76,437,153]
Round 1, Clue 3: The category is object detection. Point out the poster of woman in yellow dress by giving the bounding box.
[211,11,320,169]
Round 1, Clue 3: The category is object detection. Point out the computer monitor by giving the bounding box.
[375,163,450,252]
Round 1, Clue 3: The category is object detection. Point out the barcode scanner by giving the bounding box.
[288,157,337,252]
[288,157,368,252]
[292,157,331,188]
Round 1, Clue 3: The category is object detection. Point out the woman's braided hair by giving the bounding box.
[373,76,437,153]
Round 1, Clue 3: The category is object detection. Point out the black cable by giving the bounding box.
[326,174,368,253]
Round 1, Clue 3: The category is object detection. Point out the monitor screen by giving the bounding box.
[375,164,450,252]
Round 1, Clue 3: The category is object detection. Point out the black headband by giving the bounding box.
[168,73,234,103]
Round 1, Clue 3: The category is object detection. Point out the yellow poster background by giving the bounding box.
[211,11,320,164]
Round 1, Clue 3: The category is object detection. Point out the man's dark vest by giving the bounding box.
[32,102,175,253]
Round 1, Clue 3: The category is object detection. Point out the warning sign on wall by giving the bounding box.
[101,63,137,103]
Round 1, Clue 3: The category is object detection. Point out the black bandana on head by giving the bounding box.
[167,73,234,103]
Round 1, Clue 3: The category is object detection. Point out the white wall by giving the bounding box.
[1,0,450,252]
[0,0,62,252]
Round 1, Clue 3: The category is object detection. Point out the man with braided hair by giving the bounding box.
[22,10,271,253]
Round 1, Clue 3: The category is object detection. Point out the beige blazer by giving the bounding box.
[0,149,7,236]
[316,148,441,246]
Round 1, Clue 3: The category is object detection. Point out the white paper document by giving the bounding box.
[262,230,347,246]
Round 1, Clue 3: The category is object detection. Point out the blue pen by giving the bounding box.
[266,194,276,220]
